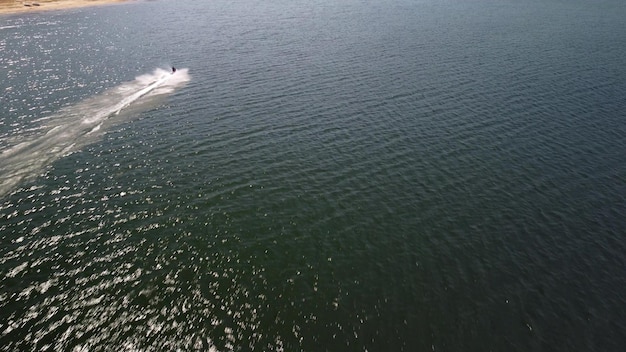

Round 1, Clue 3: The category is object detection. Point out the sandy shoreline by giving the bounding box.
[0,0,129,15]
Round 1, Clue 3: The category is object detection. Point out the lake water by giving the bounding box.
[1,0,625,350]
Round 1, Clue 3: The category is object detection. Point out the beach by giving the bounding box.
[0,0,127,15]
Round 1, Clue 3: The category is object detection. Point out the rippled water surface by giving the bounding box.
[1,0,625,350]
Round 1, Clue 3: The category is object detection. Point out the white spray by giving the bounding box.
[0,68,190,198]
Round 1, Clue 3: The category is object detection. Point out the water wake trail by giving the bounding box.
[0,68,190,198]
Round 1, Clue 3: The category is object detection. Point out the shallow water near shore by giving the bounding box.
[1,0,625,350]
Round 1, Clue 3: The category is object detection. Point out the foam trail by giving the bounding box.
[0,68,190,198]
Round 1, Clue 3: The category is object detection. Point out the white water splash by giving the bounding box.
[0,68,190,198]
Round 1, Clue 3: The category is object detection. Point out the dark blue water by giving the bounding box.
[1,0,625,350]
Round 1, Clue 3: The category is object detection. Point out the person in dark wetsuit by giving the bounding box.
[171,67,176,73]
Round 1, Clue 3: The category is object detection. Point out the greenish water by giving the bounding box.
[1,0,625,350]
